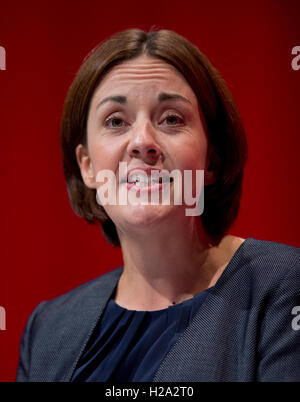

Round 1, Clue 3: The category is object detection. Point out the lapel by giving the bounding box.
[153,238,253,381]
[53,267,123,382]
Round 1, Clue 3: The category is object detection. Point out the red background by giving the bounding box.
[0,0,299,382]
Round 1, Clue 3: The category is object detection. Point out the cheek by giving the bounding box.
[88,139,123,174]
[191,133,209,168]
[86,115,123,173]
[174,137,208,171]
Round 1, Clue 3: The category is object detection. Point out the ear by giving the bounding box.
[75,144,97,189]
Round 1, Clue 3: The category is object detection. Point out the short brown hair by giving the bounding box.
[60,28,247,246]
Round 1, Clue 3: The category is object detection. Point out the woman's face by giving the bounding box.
[77,54,210,232]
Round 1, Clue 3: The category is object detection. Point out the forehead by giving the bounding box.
[92,54,197,103]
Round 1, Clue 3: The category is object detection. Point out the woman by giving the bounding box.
[16,29,300,382]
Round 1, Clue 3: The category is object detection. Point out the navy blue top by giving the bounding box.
[72,288,213,382]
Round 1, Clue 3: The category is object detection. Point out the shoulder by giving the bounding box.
[27,266,123,335]
[238,237,299,278]
[16,267,123,381]
[44,266,123,309]
[245,237,299,259]
[217,237,300,304]
[243,239,300,380]
[40,266,123,315]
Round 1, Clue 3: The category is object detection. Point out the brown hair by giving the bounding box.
[60,28,248,246]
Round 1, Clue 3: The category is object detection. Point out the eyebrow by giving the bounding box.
[96,92,191,110]
[158,92,191,104]
[96,95,127,109]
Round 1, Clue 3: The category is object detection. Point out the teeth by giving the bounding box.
[128,173,174,186]
[128,175,158,186]
[128,175,147,185]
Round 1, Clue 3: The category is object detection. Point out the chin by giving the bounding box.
[105,204,180,230]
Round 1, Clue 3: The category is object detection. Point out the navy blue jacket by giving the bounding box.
[16,238,300,381]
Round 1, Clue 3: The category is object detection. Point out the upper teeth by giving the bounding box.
[128,175,156,185]
[128,174,172,186]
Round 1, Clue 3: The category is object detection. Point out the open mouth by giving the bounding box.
[127,174,174,187]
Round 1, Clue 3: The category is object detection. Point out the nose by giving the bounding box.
[127,121,162,164]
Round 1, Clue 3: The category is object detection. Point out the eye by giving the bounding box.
[162,114,184,126]
[104,116,126,128]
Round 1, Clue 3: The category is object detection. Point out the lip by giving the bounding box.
[128,167,168,178]
[126,181,171,193]
[121,167,173,192]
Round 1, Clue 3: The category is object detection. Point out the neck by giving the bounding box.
[114,215,244,311]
